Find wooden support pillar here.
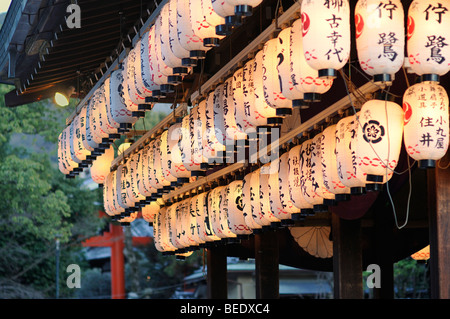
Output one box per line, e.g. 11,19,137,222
255,230,279,299
207,245,228,299
110,225,125,299
428,150,450,299
332,213,363,299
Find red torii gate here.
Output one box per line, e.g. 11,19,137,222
82,212,152,299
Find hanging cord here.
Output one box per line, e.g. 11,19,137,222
339,69,412,229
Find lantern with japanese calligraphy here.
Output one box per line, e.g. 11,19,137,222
232,67,256,139
188,195,204,246
223,77,247,147
259,163,282,228
278,151,301,222
248,168,271,229
160,130,178,188
277,26,307,109
182,198,199,249
299,138,324,211
121,56,141,115
227,180,253,237
242,171,263,232
91,145,114,185
194,192,215,243
253,50,281,127
301,0,351,79
103,172,114,217
287,143,314,218
190,105,207,168
213,84,228,147
356,98,404,185
126,46,146,109
140,29,163,100
335,114,367,195
355,0,405,84
138,145,158,199
179,114,204,176
225,0,262,16
262,38,292,116
151,22,172,94
167,122,192,185
202,91,226,164
58,132,70,176
290,18,333,103
320,124,351,200
241,57,277,128
407,0,450,81
142,201,161,226
403,81,449,168
268,156,294,223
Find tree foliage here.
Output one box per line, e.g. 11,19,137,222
0,84,104,298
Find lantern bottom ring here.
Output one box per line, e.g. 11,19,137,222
420,74,440,83
182,58,197,67
225,15,242,27
234,5,253,17
203,37,220,48
318,68,337,79
292,99,310,109
168,75,183,84
216,24,233,36
270,221,282,229
366,174,384,183
366,183,383,192
323,198,336,207
301,208,315,216
267,117,284,126
276,107,293,116
160,84,175,94
418,159,436,169
190,50,206,60
131,111,145,118
151,90,166,98
313,204,328,213
303,93,321,103
334,193,351,202
173,67,189,76
373,73,393,85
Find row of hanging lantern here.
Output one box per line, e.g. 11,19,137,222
57,0,265,178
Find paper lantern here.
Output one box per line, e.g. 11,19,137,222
209,186,232,239
153,208,165,252
287,144,314,216
182,198,200,249
127,152,146,206
241,171,262,231
311,133,336,209
153,137,172,192
58,133,70,175
241,57,276,128
355,0,405,84
203,90,226,162
192,0,225,47
278,151,301,219
212,84,228,148
299,138,324,209
356,98,404,185
268,156,292,222
156,206,177,253
226,180,253,237
407,0,450,80
109,68,138,132
259,163,282,227
190,105,205,166
202,0,228,37
91,145,114,184
232,67,256,138
201,190,222,242
168,202,185,250
301,0,351,79
141,29,163,97
61,127,79,173
262,38,292,116
103,172,114,216
160,129,179,185
167,122,192,184
109,170,125,218
121,57,140,113
277,27,306,109
149,23,170,90
253,50,280,126
142,201,160,225
335,114,367,195
188,195,205,246
223,77,247,143
88,89,109,148
225,0,262,16
68,116,83,166
403,81,449,168
290,18,334,103
180,113,203,175
126,46,146,107
138,145,158,198
320,124,351,200
70,111,90,164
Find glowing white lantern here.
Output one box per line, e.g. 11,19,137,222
253,50,280,126
216,185,238,239
277,27,306,109
127,152,147,206
192,0,225,47
241,171,262,231
278,151,301,220
167,122,192,184
103,172,114,217
209,187,227,239
121,57,140,113
110,170,125,218
299,138,324,209
225,0,262,16
142,201,160,225
203,91,226,162
71,111,90,164
227,180,252,237
356,98,404,185
212,84,228,147
301,0,351,79
109,68,138,132
403,81,449,168
88,90,109,149
241,58,276,128
169,202,185,249
91,145,114,184
407,0,450,80
320,124,351,200
290,18,334,103
259,163,282,227
147,140,162,195
61,127,79,173
153,208,165,252
311,133,336,209
223,77,247,143
262,38,292,116
141,29,163,97
180,114,203,175
268,156,292,222
188,195,204,246
355,0,405,84
126,47,146,107
202,190,223,243
335,114,367,195
149,23,170,89
160,129,178,186
287,144,314,216
190,105,204,166
68,116,84,165
138,145,158,198
58,133,70,175
232,67,256,137
153,137,172,192
182,198,199,249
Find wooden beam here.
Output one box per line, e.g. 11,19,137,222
332,212,364,299
255,230,279,299
207,245,228,299
428,149,450,299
